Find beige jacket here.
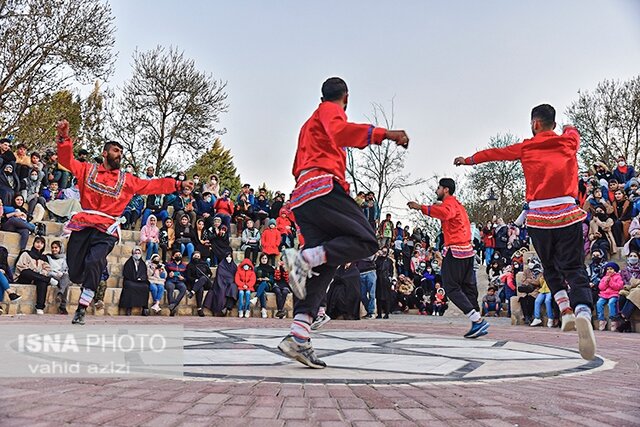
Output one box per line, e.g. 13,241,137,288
14,251,51,279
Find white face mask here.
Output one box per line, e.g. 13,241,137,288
133,254,141,261
193,178,199,184
243,265,249,271
628,256,639,265
226,256,232,263
178,175,185,181
618,161,626,167
30,175,38,181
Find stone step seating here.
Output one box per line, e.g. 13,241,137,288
0,221,293,317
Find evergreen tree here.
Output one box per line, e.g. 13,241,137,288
187,139,242,196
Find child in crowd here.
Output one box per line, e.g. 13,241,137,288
261,219,280,265
482,287,501,317
235,259,256,318
597,262,623,331
431,283,448,316
273,261,290,318
276,208,294,251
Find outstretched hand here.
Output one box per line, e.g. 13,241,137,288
386,130,410,149
56,120,69,140
407,201,422,211
453,156,466,166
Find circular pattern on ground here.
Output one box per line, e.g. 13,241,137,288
183,328,608,384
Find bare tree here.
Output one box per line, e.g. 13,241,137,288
345,99,425,211
566,76,640,168
0,0,115,134
106,46,229,175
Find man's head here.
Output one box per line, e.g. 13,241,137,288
172,250,183,261
49,181,59,192
30,152,40,164
608,179,619,192
385,213,391,220
530,104,556,136
102,141,123,170
246,219,254,229
242,183,250,193
16,143,27,155
321,77,349,111
78,149,89,161
0,138,10,153
192,251,201,261
259,188,267,197
146,166,154,177
487,287,496,295
436,178,456,201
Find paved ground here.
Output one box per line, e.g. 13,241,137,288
0,314,638,427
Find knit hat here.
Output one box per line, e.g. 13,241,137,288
604,262,620,272
629,177,639,187
268,218,276,227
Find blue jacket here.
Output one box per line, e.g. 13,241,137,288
196,198,215,216
253,197,270,213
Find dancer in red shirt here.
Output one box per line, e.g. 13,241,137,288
454,104,596,360
278,77,409,368
55,120,189,325
408,178,489,338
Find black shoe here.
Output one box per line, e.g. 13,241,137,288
71,307,86,325
35,222,46,236
618,319,632,333
187,290,194,299
168,304,177,317
383,313,389,319
197,308,205,317
58,306,68,315
125,308,132,316
141,308,150,316
375,314,383,319
8,292,21,302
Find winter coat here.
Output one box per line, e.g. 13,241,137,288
261,227,280,255
185,258,212,285
598,273,624,299
620,264,640,285
146,261,167,285
15,248,50,279
140,216,160,243
494,225,508,250
276,213,293,235
613,165,636,185
235,259,256,291
589,217,618,255
21,170,44,202
241,227,261,250
213,197,234,216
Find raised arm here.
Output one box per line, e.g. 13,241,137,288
128,175,182,196
406,201,455,221
55,120,85,179
454,141,524,166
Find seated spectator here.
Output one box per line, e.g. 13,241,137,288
14,143,31,180
591,161,613,183
236,183,254,205
276,208,294,250
119,247,150,316
269,192,284,219
273,261,290,318
233,193,255,237
611,189,632,246
499,265,516,317
597,262,623,331
142,194,169,226
147,254,167,314
1,196,37,250
0,246,20,313
195,192,215,227
159,218,175,262
22,168,46,222
209,216,231,267
589,206,617,258
588,248,607,305
15,236,54,315
140,215,161,260
431,282,448,316
613,155,635,185
45,180,82,224
185,251,212,317
205,252,237,316
253,188,270,226
530,275,554,328
44,149,71,189
482,287,501,317
172,183,196,226
174,214,196,260
164,250,188,316
0,138,16,168
0,163,20,206
202,174,220,198
46,240,71,315
77,148,90,163
582,187,612,217
192,174,203,200
375,247,394,319
241,219,261,265
121,194,144,230
213,188,234,229
42,180,62,202
235,259,256,318
194,218,213,264
517,257,542,325
30,152,43,172
254,254,275,318
261,218,280,265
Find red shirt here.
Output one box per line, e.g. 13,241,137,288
213,198,234,216
420,196,471,247
465,127,580,202
57,137,178,235
292,101,386,190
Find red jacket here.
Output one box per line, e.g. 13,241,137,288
481,229,495,248
420,196,471,247
235,259,256,291
276,212,292,235
464,127,580,202
57,137,178,235
261,228,281,255
292,101,386,190
214,197,234,216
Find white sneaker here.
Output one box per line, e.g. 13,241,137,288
261,308,267,318
245,310,251,318
250,297,258,306
561,311,576,332
239,310,244,318
49,278,59,287
36,309,44,315
311,314,331,331
547,319,554,328
282,248,313,300
151,303,161,313
530,318,542,327
576,315,597,360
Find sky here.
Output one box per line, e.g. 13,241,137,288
106,0,640,207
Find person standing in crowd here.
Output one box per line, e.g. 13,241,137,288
375,247,394,319
378,213,394,248
455,104,597,360
147,253,166,314
408,178,488,338
278,77,408,368
356,255,377,319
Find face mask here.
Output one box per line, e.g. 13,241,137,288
193,256,201,261
597,213,608,221
178,175,185,181
226,256,232,263
126,167,133,173
30,175,38,181
173,256,181,261
619,161,626,167
133,254,141,261
204,197,212,203
593,254,601,260
243,265,249,270
513,264,519,269
527,262,535,269
628,257,639,265
193,178,199,184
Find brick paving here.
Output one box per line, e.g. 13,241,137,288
0,315,638,426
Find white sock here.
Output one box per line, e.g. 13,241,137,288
290,313,313,342
78,288,95,307
554,290,571,313
466,309,481,323
317,306,326,317
575,304,591,320
301,246,327,268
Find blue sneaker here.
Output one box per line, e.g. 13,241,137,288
464,319,489,339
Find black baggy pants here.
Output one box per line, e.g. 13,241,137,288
440,252,479,315
67,228,118,293
292,185,378,316
528,222,593,309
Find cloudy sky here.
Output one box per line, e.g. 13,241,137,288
108,0,640,205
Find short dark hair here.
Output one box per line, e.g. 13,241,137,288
78,149,89,155
439,178,456,195
51,240,62,248
531,104,555,128
103,140,123,151
0,138,11,145
321,77,348,102
30,152,40,158
17,143,27,150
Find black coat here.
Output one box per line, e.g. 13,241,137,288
119,257,149,308
326,264,361,320
375,256,394,304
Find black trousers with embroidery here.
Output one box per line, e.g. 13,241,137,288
67,227,118,294
440,252,479,315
